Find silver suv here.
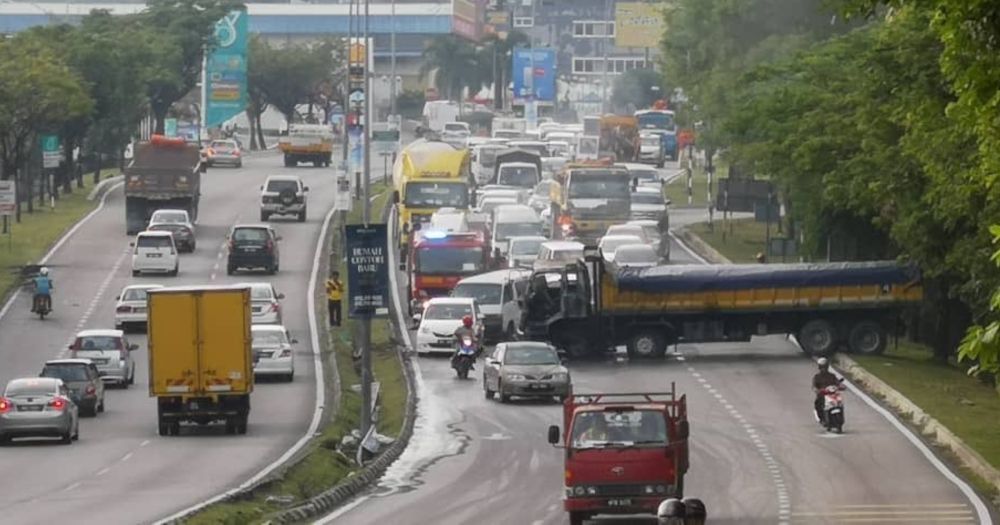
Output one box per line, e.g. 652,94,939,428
260,175,308,222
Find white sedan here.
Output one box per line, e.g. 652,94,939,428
413,297,484,356
114,284,164,331
598,234,644,263
613,244,660,268
251,324,296,381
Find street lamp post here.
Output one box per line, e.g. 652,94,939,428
390,0,397,120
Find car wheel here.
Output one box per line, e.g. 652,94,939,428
132,270,140,277
158,420,169,436
98,398,105,413
169,421,181,436
484,378,494,400
260,211,269,222
569,511,588,525
0,434,9,446
236,161,242,168
297,208,306,222
61,430,73,445
498,381,510,404
286,372,294,382
72,423,79,441
129,366,135,385
236,416,248,435
227,264,236,275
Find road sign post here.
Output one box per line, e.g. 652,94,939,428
0,180,15,250
40,135,61,169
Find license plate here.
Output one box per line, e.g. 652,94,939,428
607,498,632,507
243,246,259,252
18,405,43,412
134,307,146,313
93,359,109,365
830,408,842,414
529,383,547,389
189,401,199,410
437,339,452,345
147,253,162,258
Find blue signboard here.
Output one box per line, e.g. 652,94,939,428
346,224,390,318
205,9,248,128
512,48,556,106
348,125,364,173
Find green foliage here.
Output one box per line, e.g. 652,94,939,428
396,90,426,119
958,225,1000,379
420,35,480,101
248,38,342,124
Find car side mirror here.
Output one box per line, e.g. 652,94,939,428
277,293,285,300
304,186,310,192
128,344,139,351
275,236,283,241
260,185,264,190
411,313,422,325
392,191,400,204
129,242,135,247
547,425,561,445
677,420,690,440
291,339,299,344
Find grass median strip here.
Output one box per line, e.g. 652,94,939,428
186,182,405,525
0,173,117,300
688,218,771,263
664,162,719,208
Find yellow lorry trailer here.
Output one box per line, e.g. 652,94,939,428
392,139,472,248
522,259,923,358
147,285,253,436
548,161,632,243
278,123,334,167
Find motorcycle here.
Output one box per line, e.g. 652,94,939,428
452,336,477,380
817,379,846,433
32,293,51,320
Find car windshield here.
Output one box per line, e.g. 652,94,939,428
631,193,664,205
602,237,643,254
404,182,469,208
498,166,538,188
444,124,466,132
151,211,187,223
504,346,560,365
122,288,153,301
496,222,543,241
511,238,544,256
424,303,473,320
637,112,675,131
41,365,89,382
568,172,630,199
249,286,274,300
616,247,658,264
550,248,584,261
253,331,287,347
233,228,269,242
137,235,173,248
511,144,548,157
631,170,658,182
453,283,502,306
211,141,236,150
149,223,188,234
5,381,56,397
416,247,484,275
76,336,120,351
571,410,669,449
266,180,299,193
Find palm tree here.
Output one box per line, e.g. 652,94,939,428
420,35,479,101
478,30,530,108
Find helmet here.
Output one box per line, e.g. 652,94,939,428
462,315,473,328
682,498,706,523
39,267,49,276
817,357,829,369
657,498,686,524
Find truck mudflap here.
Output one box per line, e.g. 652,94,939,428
156,394,250,436
564,494,667,515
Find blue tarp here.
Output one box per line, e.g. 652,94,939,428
614,262,920,293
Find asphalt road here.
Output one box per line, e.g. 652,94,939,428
0,152,340,524
323,162,992,525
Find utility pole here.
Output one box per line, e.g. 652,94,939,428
601,0,611,113
343,0,354,170
390,0,397,120
359,0,374,456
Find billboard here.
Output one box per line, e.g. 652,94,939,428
512,48,556,106
346,224,390,318
205,9,248,128
615,2,665,48
452,0,486,42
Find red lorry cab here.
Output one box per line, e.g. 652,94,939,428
408,229,489,313
547,385,690,525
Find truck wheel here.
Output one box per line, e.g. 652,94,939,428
798,319,837,356
227,263,236,275
568,512,588,525
225,418,236,435
627,330,667,359
236,416,248,435
169,421,180,436
284,156,294,167
848,321,887,355
260,211,269,222
158,419,169,436
313,160,322,168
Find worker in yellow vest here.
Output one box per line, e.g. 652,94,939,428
325,270,344,327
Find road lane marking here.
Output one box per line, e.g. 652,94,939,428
96,467,111,477
139,440,150,447
59,248,130,358
63,482,81,492
121,452,133,462
0,181,124,322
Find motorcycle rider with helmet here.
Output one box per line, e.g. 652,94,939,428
812,357,840,421
452,314,479,369
31,267,54,314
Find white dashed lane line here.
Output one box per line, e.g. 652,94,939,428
59,247,131,358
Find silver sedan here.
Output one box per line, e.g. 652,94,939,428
0,377,79,445
483,342,571,403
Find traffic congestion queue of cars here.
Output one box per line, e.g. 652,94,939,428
0,169,306,446
408,116,673,405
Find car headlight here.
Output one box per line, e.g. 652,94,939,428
505,373,527,381
551,372,568,382
644,485,656,494
573,486,586,496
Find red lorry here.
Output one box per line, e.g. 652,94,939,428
547,385,690,525
407,229,489,314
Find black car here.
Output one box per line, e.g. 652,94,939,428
227,224,281,275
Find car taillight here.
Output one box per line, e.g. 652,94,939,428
265,239,274,252
270,303,280,313
233,150,241,157
279,349,292,358
0,398,10,414
117,305,132,313
228,239,235,251
85,385,96,395
48,397,66,410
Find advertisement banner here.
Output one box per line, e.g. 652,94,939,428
452,0,486,42
615,2,665,48
205,9,248,129
346,224,390,318
512,48,556,106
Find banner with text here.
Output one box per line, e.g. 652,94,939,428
205,9,248,128
615,2,665,48
346,224,390,318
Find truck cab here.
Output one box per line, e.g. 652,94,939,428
407,229,489,314
392,141,472,251
547,387,690,525
549,163,632,244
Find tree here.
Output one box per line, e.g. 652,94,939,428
420,35,480,101
478,31,529,108
249,38,339,127
140,0,240,133
959,225,1000,386
611,69,665,113
246,35,271,150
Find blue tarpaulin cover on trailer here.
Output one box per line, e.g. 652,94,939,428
613,261,920,293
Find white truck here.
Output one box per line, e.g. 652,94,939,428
422,100,461,132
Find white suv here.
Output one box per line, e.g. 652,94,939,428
131,231,179,276
260,175,308,222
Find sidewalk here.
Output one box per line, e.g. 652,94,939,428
676,219,1000,504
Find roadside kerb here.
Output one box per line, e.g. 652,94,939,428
675,225,1000,511
266,198,419,524
87,174,124,201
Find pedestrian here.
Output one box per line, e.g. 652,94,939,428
325,270,344,327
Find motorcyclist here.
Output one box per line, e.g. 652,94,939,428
812,357,840,421
31,267,53,313
452,314,479,368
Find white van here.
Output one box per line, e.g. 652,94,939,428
533,241,585,271
452,268,532,342
491,205,543,258
473,144,507,185
496,162,540,189
131,231,179,276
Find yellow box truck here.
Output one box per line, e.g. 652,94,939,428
147,285,253,436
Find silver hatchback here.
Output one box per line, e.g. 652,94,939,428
67,329,137,388
0,377,79,444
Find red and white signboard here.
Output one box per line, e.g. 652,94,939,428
0,181,15,216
